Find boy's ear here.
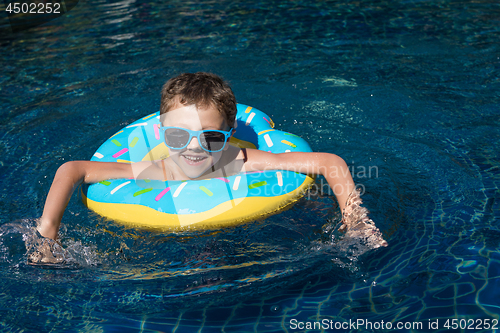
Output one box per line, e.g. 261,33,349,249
228,128,236,140
224,129,236,150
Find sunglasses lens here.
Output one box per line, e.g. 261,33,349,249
163,128,229,152
164,128,190,148
200,131,226,151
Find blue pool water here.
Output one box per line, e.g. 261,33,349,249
1,0,499,332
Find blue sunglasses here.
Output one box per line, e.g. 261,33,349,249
160,127,234,153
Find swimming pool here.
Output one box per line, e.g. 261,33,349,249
1,0,499,331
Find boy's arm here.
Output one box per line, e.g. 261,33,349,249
38,160,152,239
244,150,354,211
244,150,388,248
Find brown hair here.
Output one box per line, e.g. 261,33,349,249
160,72,237,128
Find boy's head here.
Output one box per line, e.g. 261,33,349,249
160,72,236,128
159,72,237,179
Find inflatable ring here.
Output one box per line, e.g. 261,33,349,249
82,104,315,229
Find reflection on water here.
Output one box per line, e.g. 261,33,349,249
0,192,373,314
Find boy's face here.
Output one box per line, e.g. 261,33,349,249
161,103,231,179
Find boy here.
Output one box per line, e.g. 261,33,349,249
37,72,387,250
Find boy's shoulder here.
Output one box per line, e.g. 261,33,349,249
241,148,277,172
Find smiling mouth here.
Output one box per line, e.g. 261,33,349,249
182,154,208,165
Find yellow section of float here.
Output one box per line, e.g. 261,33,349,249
81,175,314,229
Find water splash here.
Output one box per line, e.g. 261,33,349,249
0,193,386,312
0,219,100,268
0,220,33,266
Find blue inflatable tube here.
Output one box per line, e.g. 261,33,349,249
82,104,315,229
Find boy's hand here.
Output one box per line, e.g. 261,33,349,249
340,188,388,249
27,227,66,265
28,241,64,264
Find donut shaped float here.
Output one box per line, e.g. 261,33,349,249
82,104,315,229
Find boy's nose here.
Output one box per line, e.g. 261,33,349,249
186,136,202,150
